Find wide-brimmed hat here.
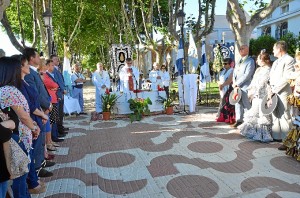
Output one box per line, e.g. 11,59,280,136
229,87,242,105
261,94,278,115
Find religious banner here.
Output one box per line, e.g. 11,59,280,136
212,42,235,71
110,44,132,77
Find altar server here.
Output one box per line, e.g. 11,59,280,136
149,62,163,91
161,65,170,97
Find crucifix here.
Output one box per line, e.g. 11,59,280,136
118,32,123,44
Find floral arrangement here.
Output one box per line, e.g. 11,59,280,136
128,97,152,122
101,89,119,112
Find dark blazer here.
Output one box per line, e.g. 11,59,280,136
53,68,65,99
24,68,51,110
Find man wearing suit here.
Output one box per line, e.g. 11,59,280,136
51,54,69,135
232,45,255,128
23,48,55,178
268,41,295,150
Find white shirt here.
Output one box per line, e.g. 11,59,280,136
161,71,170,87
71,72,85,86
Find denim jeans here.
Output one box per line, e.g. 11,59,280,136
0,181,8,198
12,173,31,198
26,150,39,190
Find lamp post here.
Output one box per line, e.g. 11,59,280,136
42,8,52,57
177,9,186,74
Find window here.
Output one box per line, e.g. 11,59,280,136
281,5,289,14
280,22,288,37
264,27,271,36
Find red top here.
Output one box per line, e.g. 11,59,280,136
43,73,59,103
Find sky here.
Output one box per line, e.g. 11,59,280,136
0,0,266,56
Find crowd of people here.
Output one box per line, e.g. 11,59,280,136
216,40,300,153
2,40,300,197
0,48,69,197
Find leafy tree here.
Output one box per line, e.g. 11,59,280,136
249,35,276,56
226,0,281,49
280,32,300,56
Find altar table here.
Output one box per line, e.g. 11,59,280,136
113,91,167,114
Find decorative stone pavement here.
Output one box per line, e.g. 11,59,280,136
32,84,300,198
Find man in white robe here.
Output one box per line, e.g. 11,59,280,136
92,62,110,113
119,58,139,92
149,62,163,91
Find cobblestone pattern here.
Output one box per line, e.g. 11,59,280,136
32,85,300,198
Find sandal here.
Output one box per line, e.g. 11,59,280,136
47,144,57,151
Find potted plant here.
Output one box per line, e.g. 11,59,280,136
128,97,152,122
164,98,174,115
101,89,119,120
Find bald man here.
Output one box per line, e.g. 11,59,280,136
232,45,256,128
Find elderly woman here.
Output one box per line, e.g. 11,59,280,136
239,51,272,142
216,58,235,123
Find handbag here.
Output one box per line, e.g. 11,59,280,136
3,138,30,179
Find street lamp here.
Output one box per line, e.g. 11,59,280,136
177,9,186,74
42,8,53,57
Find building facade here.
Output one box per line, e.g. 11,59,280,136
256,0,300,39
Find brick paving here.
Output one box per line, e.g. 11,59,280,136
32,84,300,198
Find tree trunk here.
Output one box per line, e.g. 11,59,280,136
1,11,24,53
0,0,10,21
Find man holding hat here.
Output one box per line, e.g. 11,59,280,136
231,45,255,128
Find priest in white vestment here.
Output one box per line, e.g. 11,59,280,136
119,58,139,92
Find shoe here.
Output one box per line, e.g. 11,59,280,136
231,122,243,128
52,138,64,142
59,131,68,135
47,144,57,151
28,184,46,194
45,155,55,160
63,127,70,131
278,144,288,150
51,142,60,147
37,168,53,177
58,133,66,138
80,112,88,115
42,160,56,168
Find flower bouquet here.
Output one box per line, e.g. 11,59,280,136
128,97,152,122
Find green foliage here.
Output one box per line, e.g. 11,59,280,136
249,35,277,56
128,97,152,123
101,91,120,112
280,32,300,56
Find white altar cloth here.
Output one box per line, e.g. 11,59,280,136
64,96,81,115
113,91,166,114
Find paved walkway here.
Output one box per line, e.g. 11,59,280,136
33,84,300,198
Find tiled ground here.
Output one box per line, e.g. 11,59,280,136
33,84,300,198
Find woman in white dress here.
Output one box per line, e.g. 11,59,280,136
239,51,273,142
